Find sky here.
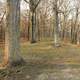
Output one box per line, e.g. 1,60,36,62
0,0,29,11
0,0,5,2
21,0,29,10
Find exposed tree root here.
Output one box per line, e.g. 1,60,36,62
8,58,26,67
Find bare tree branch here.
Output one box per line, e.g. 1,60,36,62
0,10,6,24
24,0,29,4
34,0,41,10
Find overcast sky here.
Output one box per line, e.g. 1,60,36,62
0,0,29,11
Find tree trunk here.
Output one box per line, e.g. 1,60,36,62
31,11,36,43
27,11,31,41
37,16,40,41
53,2,60,47
71,9,78,44
6,0,24,66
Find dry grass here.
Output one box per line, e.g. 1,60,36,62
0,41,80,80
21,41,80,65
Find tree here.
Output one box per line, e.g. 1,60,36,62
24,0,41,43
53,0,61,47
71,0,80,44
36,0,53,40
58,0,72,41
5,0,24,66
53,0,71,46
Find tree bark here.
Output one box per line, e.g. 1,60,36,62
31,11,36,43
53,1,60,47
6,0,24,66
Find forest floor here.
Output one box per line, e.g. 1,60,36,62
1,41,80,80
